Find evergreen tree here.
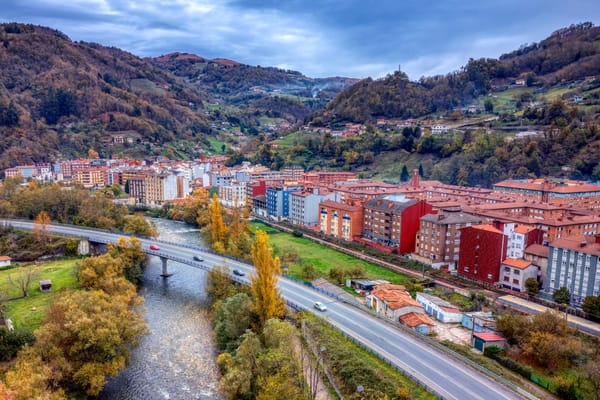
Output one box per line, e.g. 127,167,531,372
400,165,410,182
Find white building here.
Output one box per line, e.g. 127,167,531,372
500,258,538,293
416,292,463,323
219,181,248,208
289,190,336,227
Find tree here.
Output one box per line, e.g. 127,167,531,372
251,230,285,326
206,263,234,303
108,237,147,285
5,347,65,400
33,210,51,244
206,193,227,252
484,99,494,113
122,214,158,237
553,287,571,305
88,148,99,159
31,289,146,396
214,293,253,351
524,278,539,298
400,165,409,182
8,264,39,297
582,295,600,320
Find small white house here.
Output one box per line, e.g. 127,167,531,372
0,256,12,268
416,292,463,323
500,258,538,293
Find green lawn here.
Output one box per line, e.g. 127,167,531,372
0,258,81,331
252,222,415,285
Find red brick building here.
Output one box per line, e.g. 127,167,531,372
457,224,508,286
363,194,433,254
319,200,364,241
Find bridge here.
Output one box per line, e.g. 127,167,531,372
4,219,536,400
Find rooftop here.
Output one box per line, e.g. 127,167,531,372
473,332,506,342
502,258,533,269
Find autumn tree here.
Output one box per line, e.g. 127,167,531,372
33,210,51,244
251,230,285,326
206,262,234,303
108,237,147,284
206,193,228,253
5,347,66,400
122,214,158,238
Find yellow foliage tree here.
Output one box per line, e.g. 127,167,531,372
33,210,51,244
88,148,99,159
208,193,227,252
250,230,285,326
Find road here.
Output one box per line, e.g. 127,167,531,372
6,220,534,400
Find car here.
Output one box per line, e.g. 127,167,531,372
313,301,327,312
149,244,160,251
232,269,245,276
193,255,204,262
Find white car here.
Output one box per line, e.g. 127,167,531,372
313,301,327,312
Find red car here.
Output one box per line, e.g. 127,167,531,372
149,244,160,251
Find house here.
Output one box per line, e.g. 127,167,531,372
500,258,538,293
472,332,506,351
399,312,435,335
462,312,496,333
368,284,434,334
0,256,12,268
416,292,463,323
524,244,548,284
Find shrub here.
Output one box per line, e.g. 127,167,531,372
292,230,303,238
0,329,35,361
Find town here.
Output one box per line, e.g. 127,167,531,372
5,155,600,314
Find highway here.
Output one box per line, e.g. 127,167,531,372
5,220,534,400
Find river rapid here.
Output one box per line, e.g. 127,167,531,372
99,219,223,400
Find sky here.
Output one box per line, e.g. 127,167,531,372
1,0,599,80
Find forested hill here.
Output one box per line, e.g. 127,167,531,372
0,23,211,170
313,22,600,125
151,52,359,123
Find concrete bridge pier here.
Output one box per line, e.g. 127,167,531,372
160,257,172,277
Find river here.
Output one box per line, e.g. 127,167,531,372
99,219,223,400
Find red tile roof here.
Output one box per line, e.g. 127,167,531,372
502,258,533,270
320,200,362,212
399,312,434,327
514,225,534,234
473,332,506,342
0,256,11,261
550,235,600,256
524,244,549,258
471,224,503,234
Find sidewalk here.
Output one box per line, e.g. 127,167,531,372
497,295,600,336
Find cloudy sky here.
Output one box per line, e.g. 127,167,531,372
1,0,598,79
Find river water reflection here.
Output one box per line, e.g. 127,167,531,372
99,219,223,400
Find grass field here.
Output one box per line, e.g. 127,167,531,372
252,222,415,285
0,258,81,331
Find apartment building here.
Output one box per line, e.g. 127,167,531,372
363,194,433,254
319,200,364,241
543,234,600,307
415,210,482,271
457,224,508,287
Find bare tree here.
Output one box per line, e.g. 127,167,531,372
9,264,39,298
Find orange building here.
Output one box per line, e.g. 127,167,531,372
319,200,364,241
302,171,357,185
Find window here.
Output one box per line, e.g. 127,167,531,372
514,270,520,275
